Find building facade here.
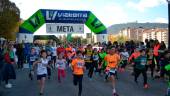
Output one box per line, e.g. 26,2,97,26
142,28,168,44
107,23,168,44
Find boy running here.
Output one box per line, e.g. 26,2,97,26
105,47,120,96
71,51,85,96
134,49,149,89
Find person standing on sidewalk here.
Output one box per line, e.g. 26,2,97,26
3,44,16,88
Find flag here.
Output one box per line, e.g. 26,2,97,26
67,34,72,42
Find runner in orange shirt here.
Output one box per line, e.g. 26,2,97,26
71,51,85,96
105,47,120,96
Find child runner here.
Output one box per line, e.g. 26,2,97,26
28,48,38,80
33,50,48,96
134,49,149,89
84,44,93,78
98,49,107,76
92,48,99,75
56,53,66,83
71,51,85,96
128,48,141,75
120,48,129,71
104,47,120,96
146,49,154,79
47,50,53,79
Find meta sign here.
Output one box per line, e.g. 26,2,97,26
46,23,84,34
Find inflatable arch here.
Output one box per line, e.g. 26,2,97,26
19,9,107,34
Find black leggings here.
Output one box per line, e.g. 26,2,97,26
88,63,95,78
73,75,83,96
18,58,24,69
47,67,51,77
5,79,9,84
154,56,160,71
134,68,147,85
121,60,127,68
146,64,155,78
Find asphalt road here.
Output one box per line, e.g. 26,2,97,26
0,68,168,96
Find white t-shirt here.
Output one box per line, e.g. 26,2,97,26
120,52,129,60
37,58,48,75
52,47,57,56
56,59,66,70
47,55,52,61
34,46,40,55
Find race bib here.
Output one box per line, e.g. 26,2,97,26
30,57,35,61
58,62,64,67
141,60,146,65
47,56,51,61
93,55,99,61
77,62,83,68
85,56,91,60
110,68,116,73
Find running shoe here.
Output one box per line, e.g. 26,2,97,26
113,93,119,96
39,93,43,96
134,80,138,84
131,72,135,76
144,84,149,89
5,83,12,88
48,76,51,80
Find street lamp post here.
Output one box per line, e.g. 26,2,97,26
24,35,27,43
167,0,170,49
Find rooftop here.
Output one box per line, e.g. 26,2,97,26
107,23,168,34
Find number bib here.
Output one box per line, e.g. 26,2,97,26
30,57,35,61
110,68,116,73
58,62,64,67
93,55,99,61
47,56,51,61
141,60,146,65
77,62,83,68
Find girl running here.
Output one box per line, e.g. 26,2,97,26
56,53,67,83
33,50,48,96
71,51,85,96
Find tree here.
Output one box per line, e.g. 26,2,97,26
0,0,20,40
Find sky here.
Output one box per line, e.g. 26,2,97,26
10,0,168,36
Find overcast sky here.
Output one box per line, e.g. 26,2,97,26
10,0,168,35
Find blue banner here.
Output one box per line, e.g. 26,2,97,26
41,9,90,24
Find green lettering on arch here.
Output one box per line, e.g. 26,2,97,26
85,12,106,34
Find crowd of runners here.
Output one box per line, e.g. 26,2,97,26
0,39,170,96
